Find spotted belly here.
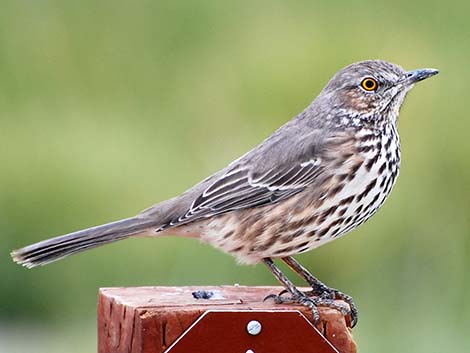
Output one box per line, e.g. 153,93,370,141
175,128,401,264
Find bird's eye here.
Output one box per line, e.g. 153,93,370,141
360,77,378,91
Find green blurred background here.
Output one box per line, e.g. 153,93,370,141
1,0,469,352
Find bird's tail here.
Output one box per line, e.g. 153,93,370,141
11,216,159,269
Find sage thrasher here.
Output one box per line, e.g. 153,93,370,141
11,60,438,326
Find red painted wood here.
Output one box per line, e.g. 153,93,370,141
166,310,339,353
98,286,357,353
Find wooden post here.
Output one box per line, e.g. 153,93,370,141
98,286,357,353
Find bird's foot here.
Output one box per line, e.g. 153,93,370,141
262,257,358,327
264,289,351,325
279,256,358,327
303,287,358,327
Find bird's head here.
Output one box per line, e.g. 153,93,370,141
320,60,439,127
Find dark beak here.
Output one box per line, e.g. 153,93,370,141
404,68,439,85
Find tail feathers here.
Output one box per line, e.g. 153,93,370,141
11,216,158,268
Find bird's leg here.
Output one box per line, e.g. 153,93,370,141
263,258,348,325
262,258,320,323
281,256,358,327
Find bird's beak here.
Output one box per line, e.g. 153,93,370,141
403,68,439,85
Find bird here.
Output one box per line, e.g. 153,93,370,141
11,60,438,327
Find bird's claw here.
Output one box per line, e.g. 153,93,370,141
265,288,357,327
265,291,321,324
331,289,358,327
262,288,290,302
303,287,358,327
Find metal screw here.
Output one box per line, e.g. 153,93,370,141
246,320,262,336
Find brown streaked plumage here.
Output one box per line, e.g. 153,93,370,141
11,60,439,327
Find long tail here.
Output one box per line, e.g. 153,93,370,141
11,216,159,269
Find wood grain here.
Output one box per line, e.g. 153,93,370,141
98,286,356,353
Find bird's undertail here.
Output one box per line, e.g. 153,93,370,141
11,216,159,269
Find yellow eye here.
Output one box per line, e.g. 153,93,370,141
360,77,378,91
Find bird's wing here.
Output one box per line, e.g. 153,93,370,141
168,157,323,225
151,121,340,228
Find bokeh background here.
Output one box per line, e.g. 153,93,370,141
1,0,469,352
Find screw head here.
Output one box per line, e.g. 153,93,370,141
246,320,262,336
